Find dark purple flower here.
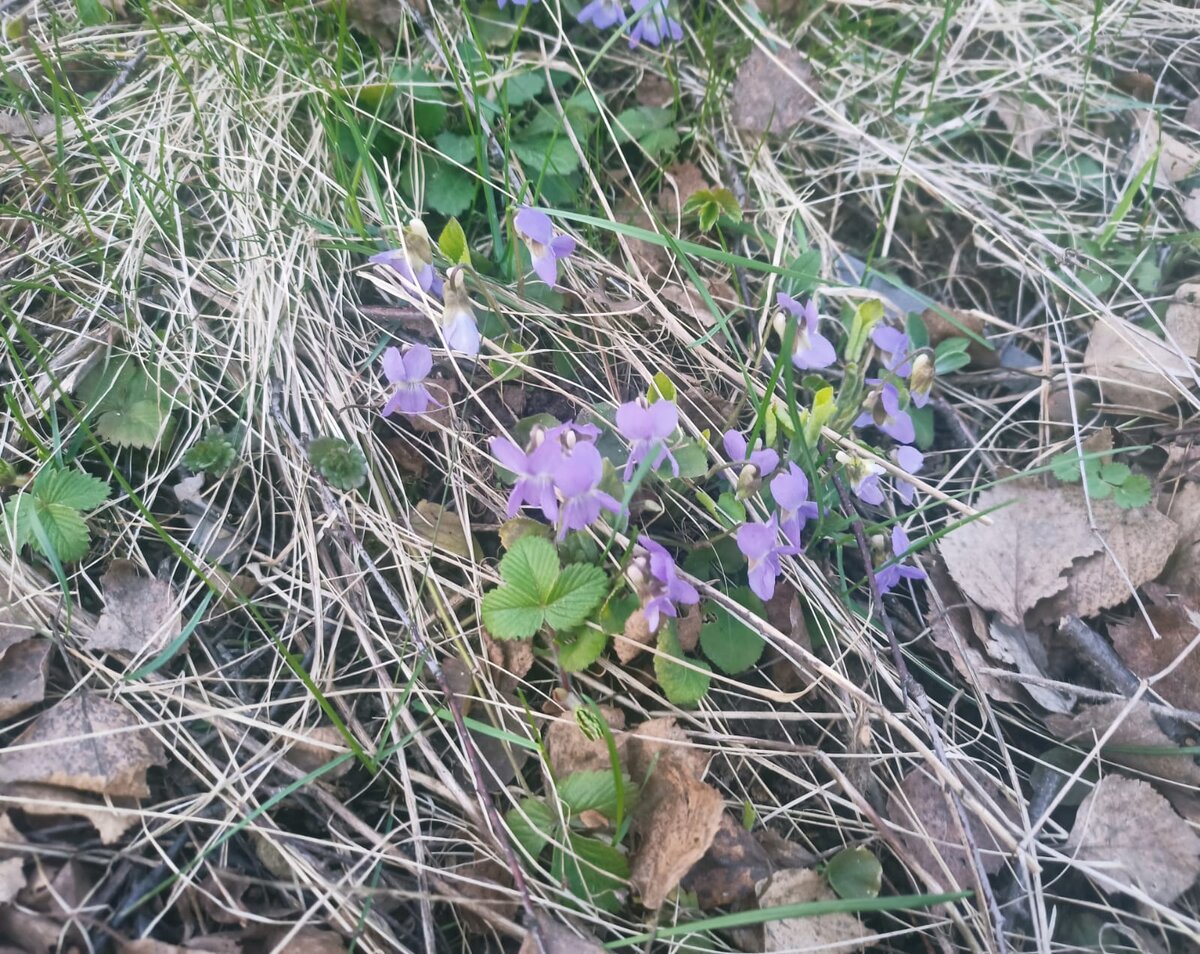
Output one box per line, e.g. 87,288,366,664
836,451,885,506
628,0,682,47
891,445,924,505
514,207,577,288
723,430,779,477
855,383,915,444
771,462,819,547
616,398,679,480
578,0,626,28
381,344,435,417
490,430,562,521
736,513,795,601
553,442,622,540
876,525,926,593
772,294,837,370
872,325,912,376
631,536,699,632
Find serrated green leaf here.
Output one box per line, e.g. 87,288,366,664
480,586,546,639
1051,452,1085,483
499,536,560,604
433,131,477,164
32,468,111,511
613,105,672,144
558,770,621,819
307,436,367,491
699,601,765,675
1084,473,1112,500
79,359,174,449
510,135,580,176
639,127,679,160
654,624,711,707
27,501,90,562
1099,462,1131,484
826,846,882,900
1113,473,1152,509
556,625,608,672
437,217,470,265
506,798,556,859
556,833,628,913
501,71,545,106
414,156,478,217
545,562,607,631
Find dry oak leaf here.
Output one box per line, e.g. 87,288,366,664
680,812,770,909
1083,303,1200,412
758,868,865,952
939,482,1103,624
0,639,50,721
1162,480,1200,597
1031,498,1179,622
89,560,181,656
1109,604,1200,710
1068,775,1200,904
0,693,165,798
629,761,724,909
730,47,816,136
2,782,140,845
887,765,1015,890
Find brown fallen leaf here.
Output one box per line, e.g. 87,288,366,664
0,639,50,720
616,608,655,664
939,482,1102,624
120,938,244,954
0,693,165,798
919,306,998,368
3,782,140,845
0,112,56,141
1084,296,1200,412
483,629,534,690
257,928,346,953
1128,111,1200,189
624,717,708,784
757,828,820,869
1045,702,1200,818
680,812,770,909
1162,480,1200,597
283,726,352,779
0,905,83,952
730,47,816,136
88,560,181,657
989,96,1055,161
0,856,23,905
545,706,626,778
985,621,1074,713
629,761,724,909
1109,603,1200,710
22,856,92,915
887,765,1014,889
675,603,701,654
455,854,517,935
411,500,475,559
758,868,865,952
656,162,712,218
1067,775,1200,904
520,916,606,954
0,569,39,653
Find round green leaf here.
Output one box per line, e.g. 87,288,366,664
655,624,711,707
825,846,882,900
700,601,765,675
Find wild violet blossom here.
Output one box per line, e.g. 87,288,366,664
370,220,442,300
876,525,926,593
736,514,795,601
489,428,562,521
872,324,912,376
855,382,915,444
772,294,836,371
578,0,626,29
836,451,885,506
514,207,577,288
553,441,622,540
381,344,436,417
771,462,819,547
891,445,924,505
630,536,699,632
724,429,779,497
909,352,934,408
628,0,682,46
441,266,481,356
616,397,678,480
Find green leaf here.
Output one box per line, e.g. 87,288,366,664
934,350,971,374
558,770,621,819
1113,473,1152,509
654,623,711,707
307,436,367,491
648,371,676,403
545,562,608,631
438,217,470,265
501,71,545,106
510,135,580,176
825,846,882,900
1050,452,1086,483
1099,462,1131,485
433,131,477,164
699,599,765,675
1084,472,1113,500
506,798,556,859
638,127,679,160
667,440,709,480
183,427,238,476
76,0,110,24
33,468,111,511
500,536,560,605
613,106,672,145
716,492,746,529
556,833,628,913
910,405,935,451
413,156,478,218
556,625,608,672
79,359,175,449
480,587,547,640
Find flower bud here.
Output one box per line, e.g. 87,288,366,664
404,218,433,269
909,351,935,402
735,462,762,500
625,555,652,593
771,309,789,341
528,425,547,450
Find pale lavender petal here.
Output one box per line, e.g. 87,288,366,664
647,400,678,439
616,401,651,440
444,313,481,355
531,250,558,287
382,346,406,383
856,474,885,506
750,448,780,476
723,429,748,460
489,436,528,473
550,235,577,259
515,206,553,246
894,445,924,473
402,343,433,381
792,331,837,370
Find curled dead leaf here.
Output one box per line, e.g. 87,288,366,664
0,639,50,720
758,868,865,952
1109,603,1200,710
0,693,165,798
545,706,625,778
283,726,352,779
89,560,181,657
2,782,140,845
411,500,475,559
1129,111,1200,189
616,608,655,664
989,96,1054,161
521,916,606,954
731,47,816,136
680,812,770,909
1068,775,1200,904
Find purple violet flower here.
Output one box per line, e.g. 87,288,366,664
514,206,577,288
836,451,885,506
490,430,562,521
773,294,837,370
381,344,436,417
616,398,679,480
370,220,442,301
855,382,915,444
723,429,779,478
497,0,535,7
771,462,819,547
876,525,927,593
631,536,699,632
628,0,682,47
891,445,924,505
736,513,795,601
553,442,622,540
578,0,626,29
442,266,481,356
872,325,913,376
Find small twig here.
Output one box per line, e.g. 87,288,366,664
833,473,1009,954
